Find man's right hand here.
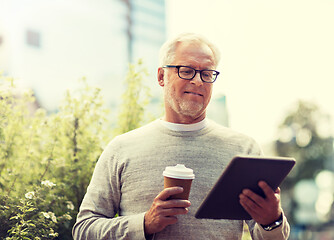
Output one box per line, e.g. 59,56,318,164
144,187,191,236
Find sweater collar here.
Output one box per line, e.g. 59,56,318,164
159,118,208,132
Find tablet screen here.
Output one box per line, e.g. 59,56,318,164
195,155,295,220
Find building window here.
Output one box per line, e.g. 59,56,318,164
26,30,41,48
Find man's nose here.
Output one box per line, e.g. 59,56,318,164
190,72,203,86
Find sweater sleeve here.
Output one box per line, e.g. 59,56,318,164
72,140,146,240
246,212,290,240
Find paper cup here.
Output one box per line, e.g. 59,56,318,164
163,164,195,200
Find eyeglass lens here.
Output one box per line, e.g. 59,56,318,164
178,66,217,82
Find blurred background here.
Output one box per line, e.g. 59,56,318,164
0,0,333,239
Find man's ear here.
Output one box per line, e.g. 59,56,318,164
157,68,165,87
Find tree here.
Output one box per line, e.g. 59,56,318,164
114,59,152,135
276,100,333,183
275,100,334,224
0,60,153,239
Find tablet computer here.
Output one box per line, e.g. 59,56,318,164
195,155,295,220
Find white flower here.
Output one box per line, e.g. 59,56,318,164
49,228,58,237
63,213,72,220
66,201,74,210
49,212,57,223
49,232,58,237
25,191,35,199
41,211,57,223
51,216,57,223
41,180,56,188
41,212,50,218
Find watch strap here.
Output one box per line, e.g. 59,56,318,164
260,213,283,231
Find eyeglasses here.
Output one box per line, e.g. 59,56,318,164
163,65,220,83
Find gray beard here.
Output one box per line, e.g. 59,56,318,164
167,97,204,118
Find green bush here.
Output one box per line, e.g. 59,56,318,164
0,60,152,239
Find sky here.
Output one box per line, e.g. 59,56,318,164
166,0,334,145
1,0,333,147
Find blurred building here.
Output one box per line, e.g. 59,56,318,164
0,0,165,110
207,94,229,127
0,0,229,126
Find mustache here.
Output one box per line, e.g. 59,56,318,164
183,88,205,96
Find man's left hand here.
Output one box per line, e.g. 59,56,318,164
239,181,282,226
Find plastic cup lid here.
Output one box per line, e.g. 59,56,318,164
163,164,195,179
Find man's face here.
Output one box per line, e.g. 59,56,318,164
159,41,216,124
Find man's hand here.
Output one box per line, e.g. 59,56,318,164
144,187,191,235
239,181,282,225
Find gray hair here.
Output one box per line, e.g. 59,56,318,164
159,33,221,67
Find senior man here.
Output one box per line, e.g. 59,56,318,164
73,33,290,240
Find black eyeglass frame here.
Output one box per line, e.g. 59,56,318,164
163,65,220,83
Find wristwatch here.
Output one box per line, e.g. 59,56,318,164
261,214,283,231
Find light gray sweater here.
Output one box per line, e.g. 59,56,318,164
73,119,290,239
